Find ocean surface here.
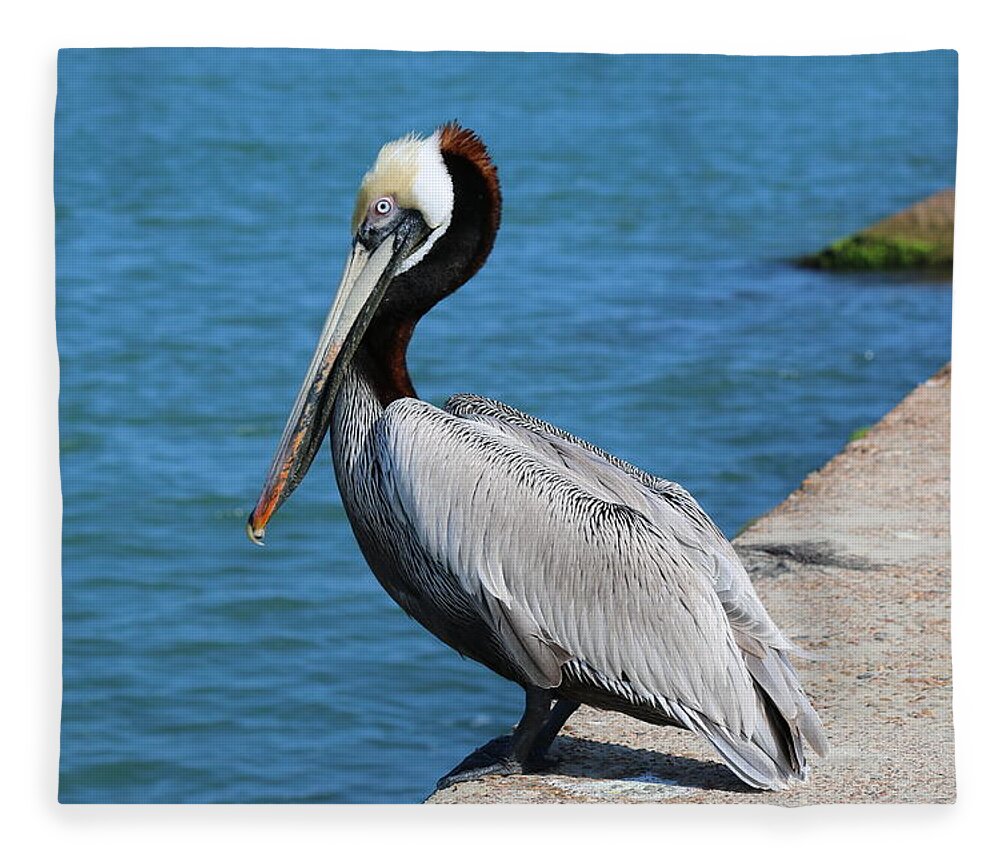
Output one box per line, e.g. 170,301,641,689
56,49,956,803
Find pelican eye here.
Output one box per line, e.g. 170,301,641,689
371,196,395,217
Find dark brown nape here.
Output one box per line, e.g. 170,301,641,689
363,123,502,406
437,121,502,279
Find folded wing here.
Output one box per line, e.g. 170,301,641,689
374,395,827,788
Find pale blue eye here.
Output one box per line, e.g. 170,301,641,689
373,197,394,216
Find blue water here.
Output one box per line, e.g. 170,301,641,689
56,49,956,803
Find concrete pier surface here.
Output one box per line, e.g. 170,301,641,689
427,365,954,804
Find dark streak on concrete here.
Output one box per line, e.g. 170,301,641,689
739,541,879,573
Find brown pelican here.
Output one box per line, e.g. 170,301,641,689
247,123,828,791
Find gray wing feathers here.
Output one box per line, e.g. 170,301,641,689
446,394,800,654
447,395,830,773
379,399,758,732
381,396,827,787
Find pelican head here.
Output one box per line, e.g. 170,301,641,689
247,123,500,544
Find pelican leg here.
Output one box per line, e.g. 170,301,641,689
436,688,553,790
528,697,580,765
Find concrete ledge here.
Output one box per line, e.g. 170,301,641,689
427,365,954,804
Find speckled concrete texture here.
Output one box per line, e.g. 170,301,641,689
427,365,953,804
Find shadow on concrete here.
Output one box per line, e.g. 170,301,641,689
543,736,757,794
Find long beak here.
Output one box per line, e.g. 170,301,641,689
246,236,399,545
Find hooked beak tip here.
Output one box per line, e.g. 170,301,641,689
246,518,266,546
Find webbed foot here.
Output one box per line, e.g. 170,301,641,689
436,736,526,790
434,691,578,791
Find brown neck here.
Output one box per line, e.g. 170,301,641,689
359,315,418,406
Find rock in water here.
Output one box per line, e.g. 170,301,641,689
801,189,954,271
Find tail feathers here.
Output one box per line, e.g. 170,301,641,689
670,643,829,791
740,640,830,758
670,700,807,790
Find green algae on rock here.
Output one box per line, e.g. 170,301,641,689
807,235,940,270
801,188,954,271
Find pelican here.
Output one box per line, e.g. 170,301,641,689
247,123,828,791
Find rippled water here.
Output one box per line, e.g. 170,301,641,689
56,49,955,803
